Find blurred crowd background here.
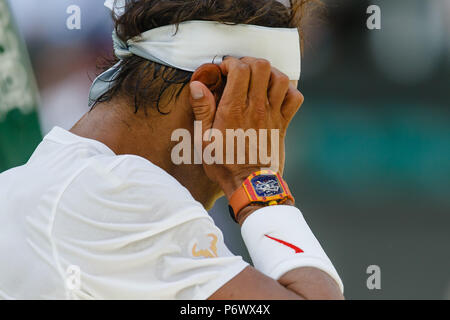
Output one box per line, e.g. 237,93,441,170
2,0,449,299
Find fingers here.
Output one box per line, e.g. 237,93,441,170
267,67,290,111
218,56,303,123
239,57,272,109
219,57,251,107
281,84,304,122
189,81,217,131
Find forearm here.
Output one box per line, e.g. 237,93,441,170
278,267,344,300
238,203,344,299
235,202,344,300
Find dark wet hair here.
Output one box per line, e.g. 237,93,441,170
94,0,318,114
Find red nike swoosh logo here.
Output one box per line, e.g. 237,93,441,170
264,235,303,253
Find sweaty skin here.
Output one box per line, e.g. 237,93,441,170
71,56,344,300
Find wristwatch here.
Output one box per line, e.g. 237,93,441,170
228,170,294,222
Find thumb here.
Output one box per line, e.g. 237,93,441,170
189,81,217,132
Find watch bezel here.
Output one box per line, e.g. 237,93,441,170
243,170,289,203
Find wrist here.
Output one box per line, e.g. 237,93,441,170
227,169,295,223
237,199,295,226
219,169,261,199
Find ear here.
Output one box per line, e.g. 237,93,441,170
191,63,225,104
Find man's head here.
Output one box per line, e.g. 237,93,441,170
82,0,314,208
94,0,312,113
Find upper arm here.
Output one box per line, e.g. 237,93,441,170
208,266,303,300
208,266,344,300
53,156,343,300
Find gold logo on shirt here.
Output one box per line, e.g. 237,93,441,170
192,233,218,258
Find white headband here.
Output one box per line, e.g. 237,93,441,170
89,0,301,105
105,0,292,16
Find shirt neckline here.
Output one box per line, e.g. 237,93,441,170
44,126,117,156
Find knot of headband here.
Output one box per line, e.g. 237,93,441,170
89,0,301,106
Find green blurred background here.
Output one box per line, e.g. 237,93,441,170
2,0,449,299
212,0,450,299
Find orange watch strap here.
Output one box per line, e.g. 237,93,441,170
229,186,250,219
228,171,295,222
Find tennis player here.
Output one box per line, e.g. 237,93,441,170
0,0,344,299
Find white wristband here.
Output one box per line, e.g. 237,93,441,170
241,205,344,293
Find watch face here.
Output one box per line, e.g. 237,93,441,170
251,175,284,197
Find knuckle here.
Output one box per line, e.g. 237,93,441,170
222,105,243,119
237,62,251,74
224,56,238,63
275,73,290,87
240,56,256,63
252,104,267,120
193,107,213,121
292,90,304,106
228,59,241,70
251,96,266,108
222,57,239,69
253,59,271,71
